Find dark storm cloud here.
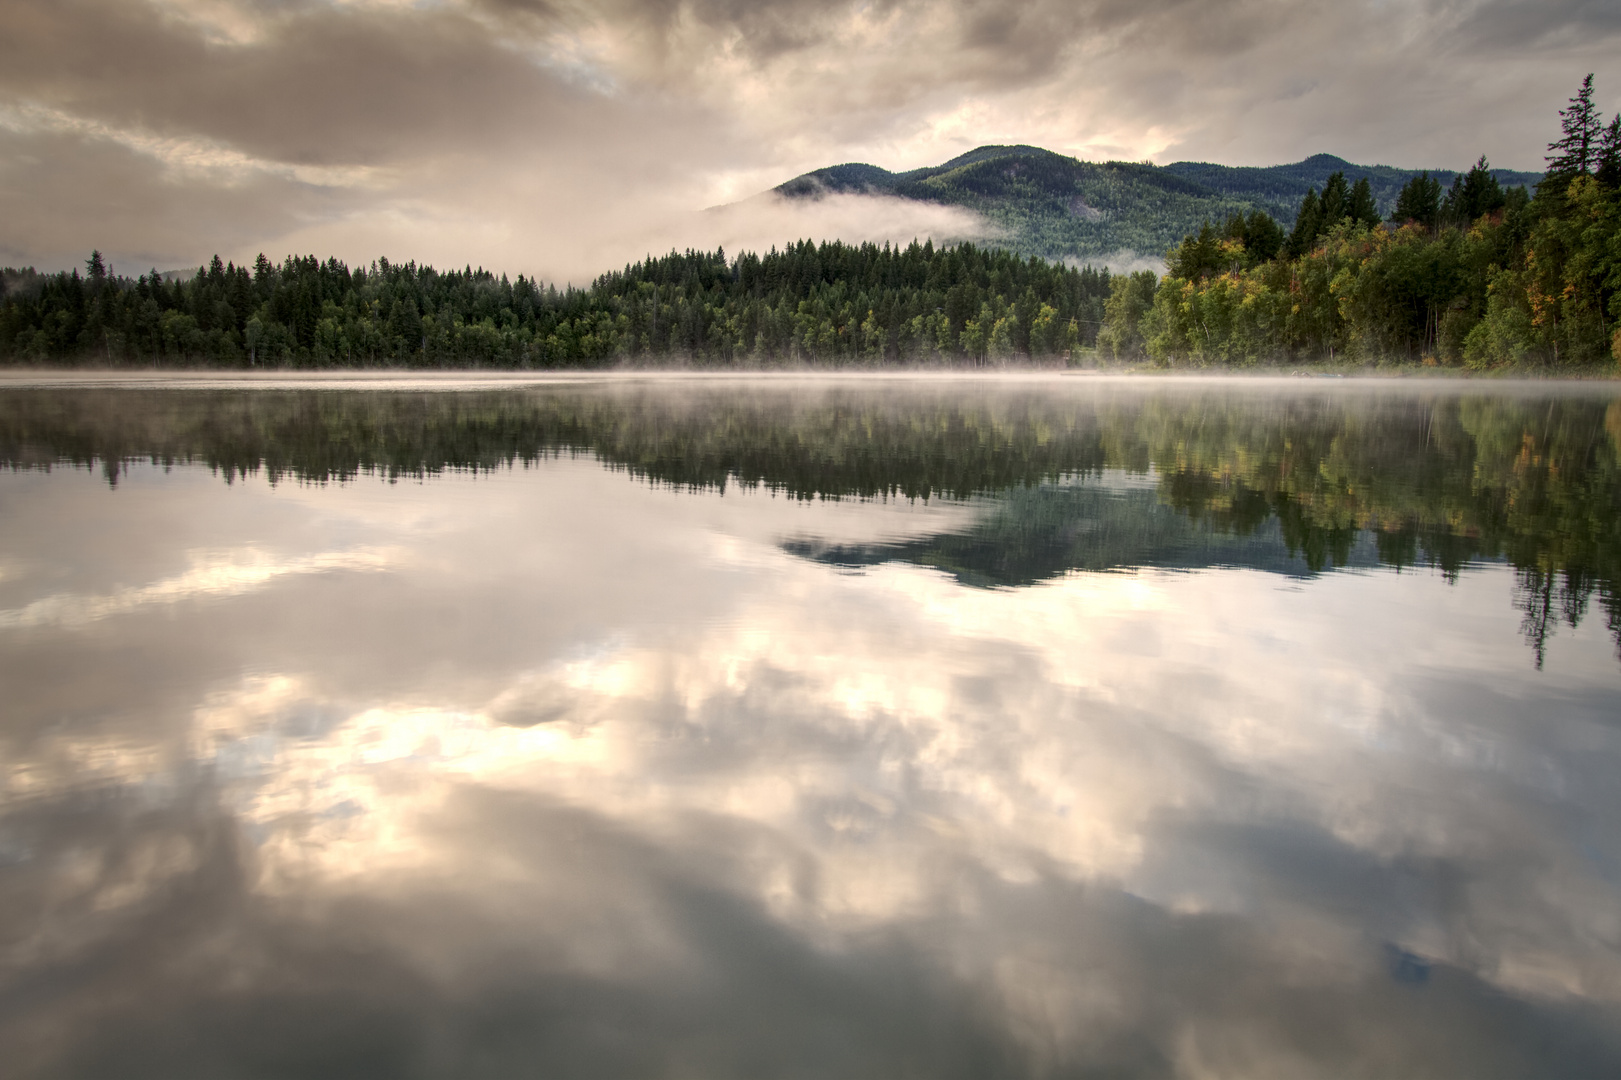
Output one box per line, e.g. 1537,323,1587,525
0,0,747,275
1457,0,1621,49
0,123,354,272
0,0,632,165
0,0,1618,275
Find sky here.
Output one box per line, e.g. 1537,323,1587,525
2,0,1620,282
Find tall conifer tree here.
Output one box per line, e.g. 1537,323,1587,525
1391,172,1442,229
1444,157,1507,225
1598,114,1621,189
1347,178,1380,228
1286,189,1324,257
1319,172,1350,226
1546,74,1603,182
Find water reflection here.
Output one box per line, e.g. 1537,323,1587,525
1,377,1620,1078
3,378,1617,665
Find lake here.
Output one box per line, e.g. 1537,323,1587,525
2,374,1619,1078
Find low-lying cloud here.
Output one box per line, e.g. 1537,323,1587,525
1069,250,1168,277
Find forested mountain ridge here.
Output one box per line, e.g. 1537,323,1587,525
774,146,1540,262
1160,153,1540,223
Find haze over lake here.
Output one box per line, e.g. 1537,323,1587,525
2,375,1620,1078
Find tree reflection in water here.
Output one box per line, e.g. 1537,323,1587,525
5,379,1616,666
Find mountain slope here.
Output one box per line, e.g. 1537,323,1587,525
773,146,1543,265
1161,153,1541,223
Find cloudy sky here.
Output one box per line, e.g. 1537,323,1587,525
2,0,1619,281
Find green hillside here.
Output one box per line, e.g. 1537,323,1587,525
1162,153,1541,222
774,145,1542,264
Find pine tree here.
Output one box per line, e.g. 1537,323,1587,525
1598,113,1621,189
1169,221,1223,281
1546,74,1603,181
1242,210,1286,263
1347,177,1380,229
1444,157,1507,225
1319,172,1350,226
1286,189,1324,257
1391,172,1442,229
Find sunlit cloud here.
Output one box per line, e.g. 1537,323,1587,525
0,546,399,632
0,102,392,189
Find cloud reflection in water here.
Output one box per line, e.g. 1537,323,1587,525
1,440,1620,1077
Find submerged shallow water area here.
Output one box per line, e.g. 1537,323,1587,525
2,374,1621,1078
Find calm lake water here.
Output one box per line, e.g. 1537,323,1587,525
2,374,1620,1078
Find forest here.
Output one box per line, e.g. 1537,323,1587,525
1099,75,1621,369
0,240,1109,369
0,76,1617,370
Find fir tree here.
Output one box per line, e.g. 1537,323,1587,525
1319,172,1350,226
1597,113,1621,189
1241,210,1286,264
1347,177,1380,229
1443,157,1507,225
1286,188,1324,258
1284,171,1365,256
1168,221,1225,281
1391,172,1442,229
1546,74,1604,182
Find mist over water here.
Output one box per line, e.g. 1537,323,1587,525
2,375,1620,1078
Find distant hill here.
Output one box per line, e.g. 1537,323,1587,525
772,145,1543,265
1161,153,1541,223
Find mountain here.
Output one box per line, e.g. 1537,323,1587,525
773,145,1543,265
1160,153,1541,222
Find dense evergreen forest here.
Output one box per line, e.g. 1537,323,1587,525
0,241,1108,368
2,383,1616,665
1100,76,1621,369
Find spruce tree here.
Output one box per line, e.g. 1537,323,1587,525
1598,114,1621,189
1319,172,1350,226
1546,74,1603,181
1444,157,1507,225
1347,177,1380,229
1391,172,1442,229
1169,221,1223,280
1243,210,1285,263
1286,189,1324,258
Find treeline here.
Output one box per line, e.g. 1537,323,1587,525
0,240,1110,368
1100,76,1621,368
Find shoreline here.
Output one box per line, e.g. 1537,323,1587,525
0,366,1618,393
